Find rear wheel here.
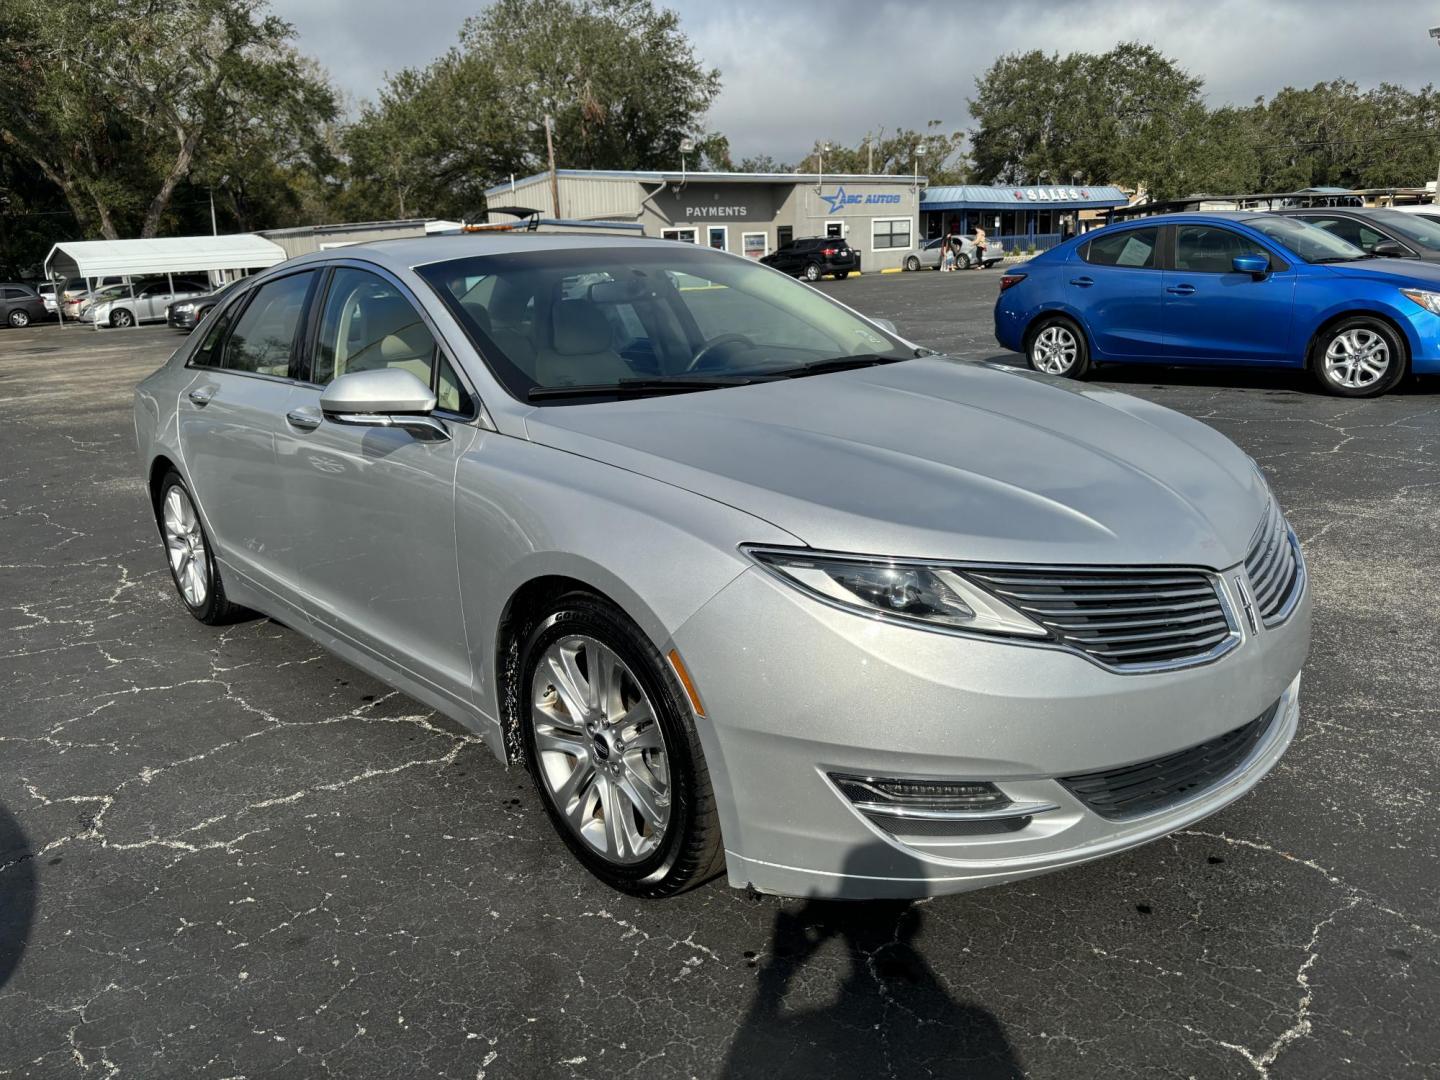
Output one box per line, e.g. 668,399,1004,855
1026,317,1090,379
803,263,822,282
1313,317,1405,397
904,255,921,272
8,309,29,327
519,593,724,897
958,252,972,270
110,308,134,328
156,472,248,625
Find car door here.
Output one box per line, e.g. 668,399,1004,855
1068,225,1165,358
178,269,320,592
272,264,479,705
1162,224,1297,365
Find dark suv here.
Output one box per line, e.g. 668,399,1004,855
1,283,46,328
761,237,860,281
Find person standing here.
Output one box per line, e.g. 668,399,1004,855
973,225,987,269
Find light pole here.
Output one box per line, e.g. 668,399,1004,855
679,137,695,186
816,142,831,192
912,142,926,192
1431,27,1440,204
208,174,228,235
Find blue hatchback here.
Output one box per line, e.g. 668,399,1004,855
993,212,1440,396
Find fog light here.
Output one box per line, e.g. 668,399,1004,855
831,774,1011,811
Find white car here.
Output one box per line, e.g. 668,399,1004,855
88,279,211,327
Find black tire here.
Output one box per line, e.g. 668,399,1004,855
1025,315,1091,379
834,271,849,280
803,263,822,282
8,309,30,328
1311,316,1406,398
904,255,921,272
110,308,134,328
518,592,724,898
155,471,249,625
958,252,972,270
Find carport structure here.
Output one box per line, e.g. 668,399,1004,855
42,234,287,329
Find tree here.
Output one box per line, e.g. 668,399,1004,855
0,0,337,239
794,122,969,184
343,0,724,221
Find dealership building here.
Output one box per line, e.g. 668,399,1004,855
484,169,1129,268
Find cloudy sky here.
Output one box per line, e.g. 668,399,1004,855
271,0,1440,160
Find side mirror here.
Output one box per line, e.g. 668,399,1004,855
319,368,448,440
1370,239,1407,257
1232,254,1269,278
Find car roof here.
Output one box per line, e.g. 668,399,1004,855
279,232,686,275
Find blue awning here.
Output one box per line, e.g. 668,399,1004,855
922,184,1128,212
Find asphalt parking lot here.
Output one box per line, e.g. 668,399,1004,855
2,271,1437,1079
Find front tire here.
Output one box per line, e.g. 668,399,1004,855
110,308,134,328
156,472,247,625
1026,316,1090,379
8,309,30,327
958,252,972,270
1312,317,1405,397
803,263,822,282
519,593,724,898
904,255,921,272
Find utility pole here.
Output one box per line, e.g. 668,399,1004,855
1431,27,1440,203
545,115,561,219
866,136,874,175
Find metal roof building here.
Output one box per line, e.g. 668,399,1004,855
920,184,1129,250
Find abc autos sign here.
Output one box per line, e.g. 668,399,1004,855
819,186,903,214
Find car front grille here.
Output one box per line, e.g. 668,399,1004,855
1058,699,1281,820
1245,502,1301,625
963,566,1236,671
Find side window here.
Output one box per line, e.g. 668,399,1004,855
313,267,472,415
1306,217,1387,252
1082,227,1160,269
190,292,248,368
1,288,23,299
1174,226,1271,273
223,271,315,377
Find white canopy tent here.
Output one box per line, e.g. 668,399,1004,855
43,234,287,329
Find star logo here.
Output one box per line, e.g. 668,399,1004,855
820,186,848,215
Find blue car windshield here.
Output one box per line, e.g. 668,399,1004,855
1246,216,1367,263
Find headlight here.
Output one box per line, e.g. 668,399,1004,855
1400,288,1440,315
173,302,195,313
743,547,1048,638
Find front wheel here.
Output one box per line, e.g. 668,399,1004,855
958,252,972,270
110,308,134,328
904,255,921,272
1313,317,1405,397
1026,317,1090,379
519,593,724,897
803,263,822,282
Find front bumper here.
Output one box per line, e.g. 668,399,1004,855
672,563,1310,899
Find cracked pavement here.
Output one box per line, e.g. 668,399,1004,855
1,273,1436,1079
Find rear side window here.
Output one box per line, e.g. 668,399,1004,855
1083,227,1160,269
222,272,316,377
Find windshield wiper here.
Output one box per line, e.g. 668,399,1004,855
1312,254,1377,263
769,353,911,379
527,376,774,401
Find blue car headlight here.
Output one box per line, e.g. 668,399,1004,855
1400,288,1440,315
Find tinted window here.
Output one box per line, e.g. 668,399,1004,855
191,292,248,368
1174,226,1272,273
1,288,24,299
312,267,472,414
1370,211,1440,249
1246,216,1364,262
1301,216,1389,252
1082,228,1160,268
223,272,315,376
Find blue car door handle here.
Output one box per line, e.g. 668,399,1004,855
1166,284,1196,296
1069,276,1094,288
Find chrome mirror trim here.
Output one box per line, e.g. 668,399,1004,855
329,412,451,441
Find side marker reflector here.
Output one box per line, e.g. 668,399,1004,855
667,649,706,716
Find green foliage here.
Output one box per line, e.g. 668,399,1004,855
342,0,724,221
793,121,970,185
971,43,1440,200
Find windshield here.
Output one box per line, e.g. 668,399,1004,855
1247,216,1367,262
417,245,909,402
1373,211,1440,249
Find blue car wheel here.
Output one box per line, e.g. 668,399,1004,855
1312,317,1405,398
1026,316,1091,379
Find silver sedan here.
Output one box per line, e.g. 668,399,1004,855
134,235,1310,899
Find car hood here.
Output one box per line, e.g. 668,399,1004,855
1322,258,1440,286
524,359,1269,568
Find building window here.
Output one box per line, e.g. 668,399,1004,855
707,226,728,251
662,228,697,243
742,232,767,259
871,217,913,251
825,221,845,239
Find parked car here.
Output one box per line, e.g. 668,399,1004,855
136,235,1309,899
0,282,46,328
88,278,211,327
36,283,58,317
166,279,239,332
995,211,1440,397
61,276,129,319
905,234,1004,271
1273,206,1440,262
760,236,860,280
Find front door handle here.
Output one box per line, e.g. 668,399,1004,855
1069,276,1094,287
187,385,217,406
286,406,323,432
1166,284,1196,295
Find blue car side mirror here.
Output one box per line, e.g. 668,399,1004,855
1233,254,1269,277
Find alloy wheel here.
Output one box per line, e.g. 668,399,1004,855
113,310,133,328
162,485,209,608
1323,328,1390,390
1031,324,1079,375
530,634,671,865
10,310,29,327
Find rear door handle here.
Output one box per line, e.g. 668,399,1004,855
286,406,323,432
1166,284,1196,295
1069,276,1094,287
187,385,217,406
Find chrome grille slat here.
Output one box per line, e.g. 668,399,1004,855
964,566,1235,671
1244,502,1301,625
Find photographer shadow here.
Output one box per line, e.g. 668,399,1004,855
722,842,1023,1079
0,802,37,990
